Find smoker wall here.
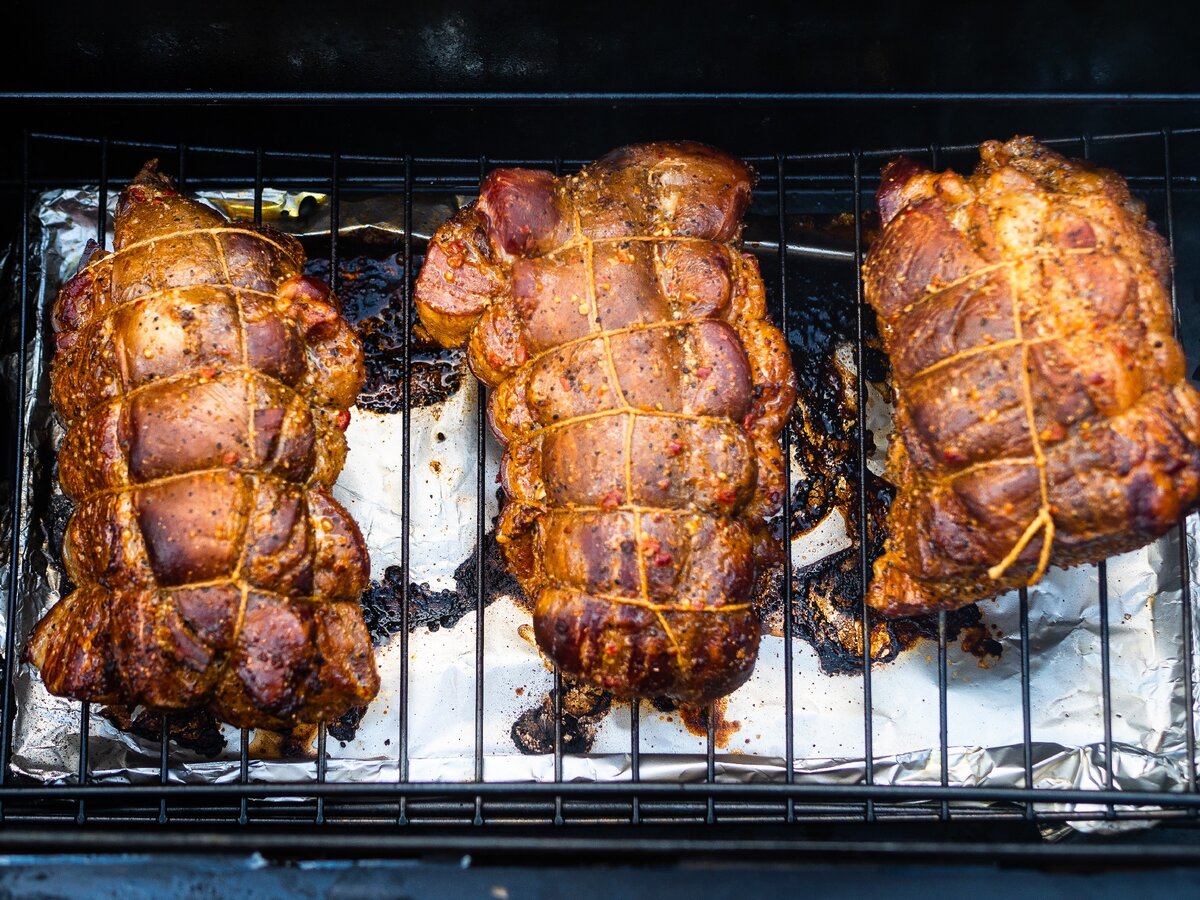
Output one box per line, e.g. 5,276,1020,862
5,1,1197,95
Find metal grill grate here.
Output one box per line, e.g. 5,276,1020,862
4,121,1200,853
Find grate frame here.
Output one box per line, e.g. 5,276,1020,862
3,101,1200,858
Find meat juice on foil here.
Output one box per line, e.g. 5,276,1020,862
1,183,1196,832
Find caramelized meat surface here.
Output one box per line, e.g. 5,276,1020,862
416,142,797,702
27,162,380,728
864,137,1200,617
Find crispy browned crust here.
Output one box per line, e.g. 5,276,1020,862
863,136,1200,617
415,142,797,702
27,160,380,728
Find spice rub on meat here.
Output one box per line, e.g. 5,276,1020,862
863,136,1200,617
27,161,380,728
415,142,797,702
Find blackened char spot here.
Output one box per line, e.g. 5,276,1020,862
327,704,368,742
46,488,74,593
359,566,475,646
359,520,527,647
304,251,462,414
511,681,612,755
453,519,526,611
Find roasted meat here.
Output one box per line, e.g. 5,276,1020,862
863,136,1200,617
27,162,380,728
415,142,797,702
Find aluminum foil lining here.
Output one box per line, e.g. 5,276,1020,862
3,185,1197,837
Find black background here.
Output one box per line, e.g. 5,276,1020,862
5,1,1197,94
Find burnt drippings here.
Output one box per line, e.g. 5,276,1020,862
327,704,368,744
952,622,1005,667
453,514,527,611
850,608,1005,669
45,489,73,572
304,248,461,414
677,699,741,749
100,705,225,758
360,524,527,647
359,567,469,647
758,219,997,674
511,681,612,755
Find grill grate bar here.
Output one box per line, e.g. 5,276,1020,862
398,153,414,825
706,705,716,824
474,157,488,825
313,149,342,827
928,144,952,823
24,123,1200,167
1081,134,1118,819
158,717,168,824
1163,128,1199,799
1018,588,1035,818
0,778,1198,807
75,136,111,827
937,611,950,818
551,157,565,827
631,699,640,824
0,130,32,824
852,150,875,823
238,144,261,829
776,154,797,824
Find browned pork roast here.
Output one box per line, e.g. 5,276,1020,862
27,162,380,728
863,136,1200,617
415,142,797,702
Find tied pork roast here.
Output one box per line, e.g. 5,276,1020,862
415,142,796,702
27,162,380,728
864,136,1200,617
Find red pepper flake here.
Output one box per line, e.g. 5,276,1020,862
128,186,149,203
559,376,573,393
336,409,352,431
666,440,683,456
599,489,623,510
198,366,218,380
1086,371,1106,385
696,366,712,379
716,487,737,505
742,412,757,431
604,643,619,656
943,446,966,465
223,450,239,466
1040,421,1066,442
653,551,673,567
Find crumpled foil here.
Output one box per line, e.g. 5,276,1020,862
3,184,1197,836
